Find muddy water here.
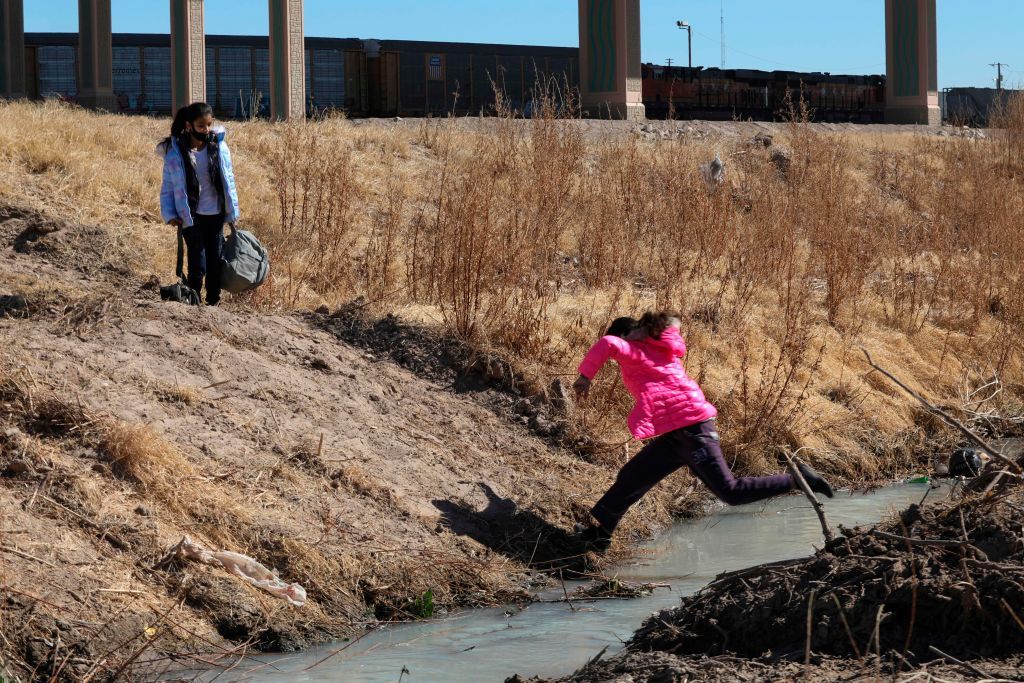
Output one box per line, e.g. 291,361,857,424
205,484,943,682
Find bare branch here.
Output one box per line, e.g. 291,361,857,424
782,450,834,543
860,348,1021,475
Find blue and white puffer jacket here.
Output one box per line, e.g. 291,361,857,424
158,125,240,228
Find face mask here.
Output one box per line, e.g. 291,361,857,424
190,129,210,144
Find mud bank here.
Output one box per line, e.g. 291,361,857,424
523,482,1024,682
514,651,1024,682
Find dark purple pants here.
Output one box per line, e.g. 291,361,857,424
591,420,794,533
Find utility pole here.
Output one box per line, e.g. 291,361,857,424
676,21,693,69
990,62,1009,91
666,58,674,69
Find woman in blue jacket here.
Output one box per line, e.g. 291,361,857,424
158,102,241,306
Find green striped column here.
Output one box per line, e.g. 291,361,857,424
78,0,115,110
0,0,26,99
170,0,206,114
269,0,305,120
578,0,644,120
885,0,940,125
585,0,616,93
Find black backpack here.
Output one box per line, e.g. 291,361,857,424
160,226,202,306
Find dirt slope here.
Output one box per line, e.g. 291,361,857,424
0,205,657,681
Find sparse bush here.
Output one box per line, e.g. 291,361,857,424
268,118,361,306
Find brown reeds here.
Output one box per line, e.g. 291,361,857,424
3,93,1024,482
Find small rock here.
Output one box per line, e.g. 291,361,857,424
512,399,537,417
134,505,151,517
139,275,160,291
315,304,330,315
546,378,572,412
0,294,30,317
770,147,793,177
529,414,556,437
309,357,332,372
2,427,26,453
486,359,508,382
3,459,32,476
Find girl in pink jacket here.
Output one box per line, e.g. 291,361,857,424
573,312,833,552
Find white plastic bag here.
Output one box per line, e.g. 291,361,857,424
175,536,306,607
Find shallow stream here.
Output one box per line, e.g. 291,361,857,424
198,483,942,682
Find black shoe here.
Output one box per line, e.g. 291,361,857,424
798,463,835,499
573,523,613,553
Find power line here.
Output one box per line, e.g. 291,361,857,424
690,27,805,70
720,0,725,69
688,26,884,74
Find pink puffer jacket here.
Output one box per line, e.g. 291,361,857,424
578,326,717,440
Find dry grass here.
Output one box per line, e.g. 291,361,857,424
153,380,204,406
4,94,1024,484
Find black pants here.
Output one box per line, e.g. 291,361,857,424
591,420,795,533
183,214,225,305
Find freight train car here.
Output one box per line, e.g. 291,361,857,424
365,39,577,117
942,87,1019,126
641,63,885,123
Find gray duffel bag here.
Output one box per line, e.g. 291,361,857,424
221,225,270,294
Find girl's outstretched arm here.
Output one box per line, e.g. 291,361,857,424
578,336,626,380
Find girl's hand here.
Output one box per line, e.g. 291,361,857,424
169,218,183,227
573,375,592,401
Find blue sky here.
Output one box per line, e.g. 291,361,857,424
23,1,1024,89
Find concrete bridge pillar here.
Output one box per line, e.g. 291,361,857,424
268,0,305,120
0,0,25,99
170,0,206,114
885,0,940,125
578,0,645,120
78,0,115,110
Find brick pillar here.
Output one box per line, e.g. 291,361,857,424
170,0,206,114
578,0,645,121
885,0,940,125
78,0,116,111
268,0,305,120
0,0,25,99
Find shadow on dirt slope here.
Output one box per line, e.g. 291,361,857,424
434,483,592,575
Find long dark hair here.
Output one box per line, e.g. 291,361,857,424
606,311,672,340
161,102,213,148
